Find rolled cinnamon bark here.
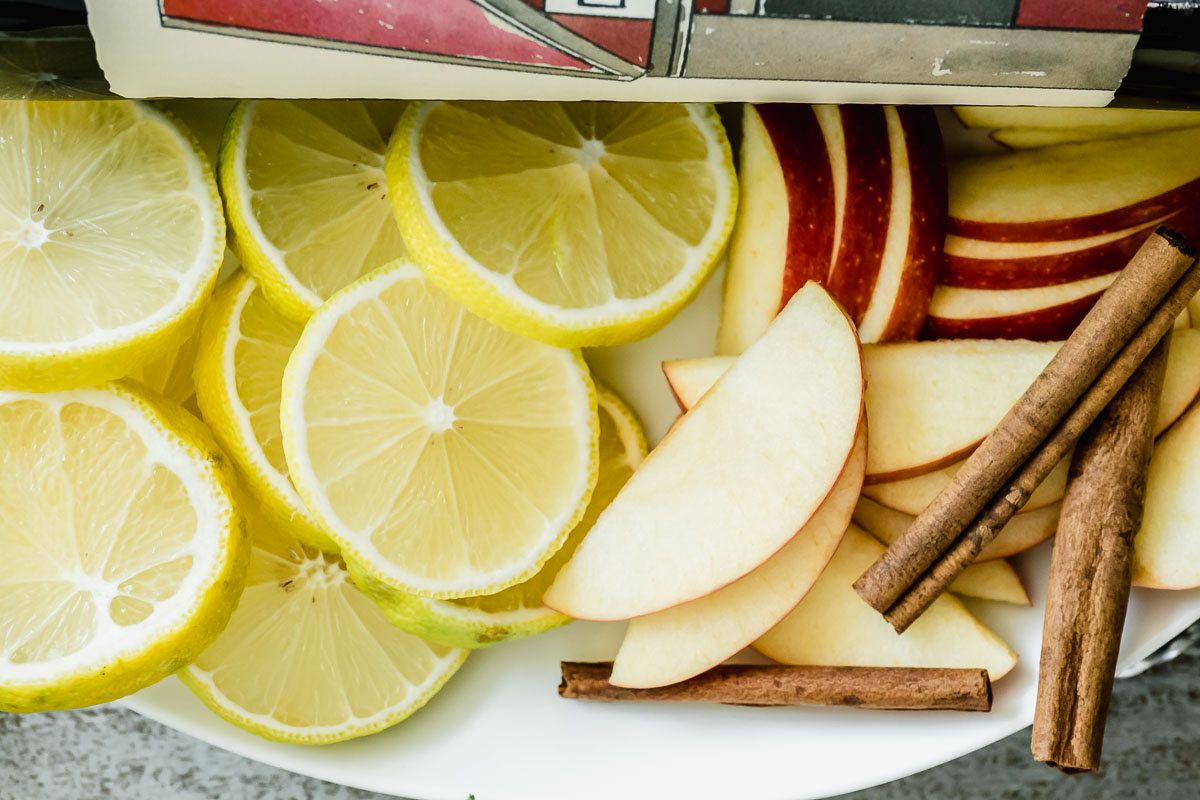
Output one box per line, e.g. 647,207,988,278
854,229,1198,633
559,662,992,711
1031,337,1170,774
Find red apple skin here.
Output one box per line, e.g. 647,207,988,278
943,207,1200,289
943,227,1153,289
922,292,1101,340
948,176,1200,242
756,104,837,305
825,106,892,323
874,106,947,341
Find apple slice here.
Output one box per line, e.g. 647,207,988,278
954,106,1200,136
718,104,836,355
664,338,1062,484
862,338,1059,482
854,106,946,342
610,428,865,688
545,284,864,621
942,219,1163,290
662,355,735,411
853,496,1059,560
922,272,1117,340
947,127,1200,242
949,558,1030,606
1134,401,1200,589
863,455,1070,517
754,525,1017,679
819,105,892,324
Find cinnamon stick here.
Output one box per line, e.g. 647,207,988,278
1031,337,1169,774
559,662,992,711
854,229,1198,632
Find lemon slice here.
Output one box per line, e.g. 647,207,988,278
355,382,646,648
220,100,409,321
0,382,245,712
281,259,598,598
387,101,737,347
179,501,466,744
0,100,224,391
193,270,335,552
126,312,204,416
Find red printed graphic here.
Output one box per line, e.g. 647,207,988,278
1015,0,1150,31
547,14,652,67
161,0,658,76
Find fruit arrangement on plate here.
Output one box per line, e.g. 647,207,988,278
1,98,1199,777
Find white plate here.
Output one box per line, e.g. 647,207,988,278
121,263,1200,800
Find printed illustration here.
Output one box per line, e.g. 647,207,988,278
160,0,1147,87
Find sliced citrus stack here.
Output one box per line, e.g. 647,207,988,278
0,99,224,391
179,502,466,744
193,270,335,552
387,101,737,347
281,260,598,598
220,100,409,321
0,383,245,712
355,382,646,649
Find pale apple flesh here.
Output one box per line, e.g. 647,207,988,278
953,106,1200,136
544,284,864,622
948,558,1030,606
1134,400,1200,589
610,428,866,689
947,127,1200,242
754,525,1018,679
853,496,1060,561
862,338,1059,482
663,338,1062,485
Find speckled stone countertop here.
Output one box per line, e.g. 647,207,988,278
5,650,1200,800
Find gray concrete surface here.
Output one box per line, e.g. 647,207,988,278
3,650,1199,800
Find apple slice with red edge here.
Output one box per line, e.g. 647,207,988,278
718,104,837,355
545,283,864,621
854,105,946,342
942,219,1164,290
947,127,1200,242
922,272,1117,340
820,105,892,323
754,525,1018,679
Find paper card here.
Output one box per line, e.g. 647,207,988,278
86,0,1147,104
